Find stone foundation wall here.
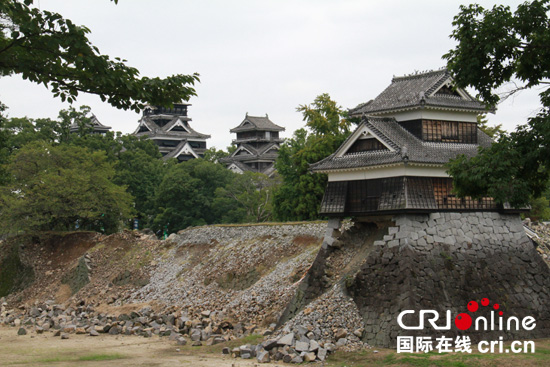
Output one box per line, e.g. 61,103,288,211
349,212,550,347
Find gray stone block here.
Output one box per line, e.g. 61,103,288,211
278,332,294,346
444,236,456,245
327,218,341,229
416,238,427,247
387,240,399,248
257,350,270,363
295,341,309,352
309,340,319,352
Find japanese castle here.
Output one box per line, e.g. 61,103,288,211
311,68,524,217
221,114,285,176
133,103,210,161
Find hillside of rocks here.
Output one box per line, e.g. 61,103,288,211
1,218,550,360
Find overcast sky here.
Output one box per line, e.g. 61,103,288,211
0,0,542,149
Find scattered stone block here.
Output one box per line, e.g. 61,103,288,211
277,332,294,346
303,352,316,362
256,350,270,363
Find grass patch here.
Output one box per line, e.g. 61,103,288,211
178,220,328,232
29,356,66,363
78,353,125,361
12,352,126,365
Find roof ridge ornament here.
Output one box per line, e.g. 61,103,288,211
401,146,409,163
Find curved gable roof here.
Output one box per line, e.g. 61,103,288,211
310,116,492,172
350,69,490,116
230,114,285,133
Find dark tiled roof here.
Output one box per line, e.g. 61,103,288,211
350,69,489,116
226,160,277,176
221,142,280,161
134,116,210,139
310,116,492,172
69,115,111,133
163,140,191,159
163,141,207,160
257,142,280,155
227,161,251,172
230,115,285,132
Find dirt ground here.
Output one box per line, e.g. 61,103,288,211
3,327,550,367
0,327,280,367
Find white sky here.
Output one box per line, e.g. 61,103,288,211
0,0,542,149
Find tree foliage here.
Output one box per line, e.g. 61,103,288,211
0,142,134,233
444,0,550,207
527,195,550,221
273,94,350,221
477,114,505,139
202,147,231,163
214,171,278,223
0,104,9,184
112,135,165,225
152,159,234,233
0,105,167,227
0,0,198,110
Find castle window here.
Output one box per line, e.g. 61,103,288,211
422,120,477,144
441,121,459,142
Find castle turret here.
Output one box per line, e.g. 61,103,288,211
221,114,285,176
311,69,523,216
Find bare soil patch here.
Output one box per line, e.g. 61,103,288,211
0,327,279,367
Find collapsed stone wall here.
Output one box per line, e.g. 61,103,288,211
130,223,326,325
349,212,550,347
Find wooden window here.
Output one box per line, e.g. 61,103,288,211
441,121,459,142
156,140,178,147
422,120,477,144
320,176,498,215
346,177,405,213
237,131,256,140
320,181,348,214
431,178,496,210
406,177,437,209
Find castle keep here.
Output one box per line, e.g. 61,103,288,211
133,103,210,161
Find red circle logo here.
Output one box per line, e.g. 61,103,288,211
467,301,479,312
455,313,472,330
